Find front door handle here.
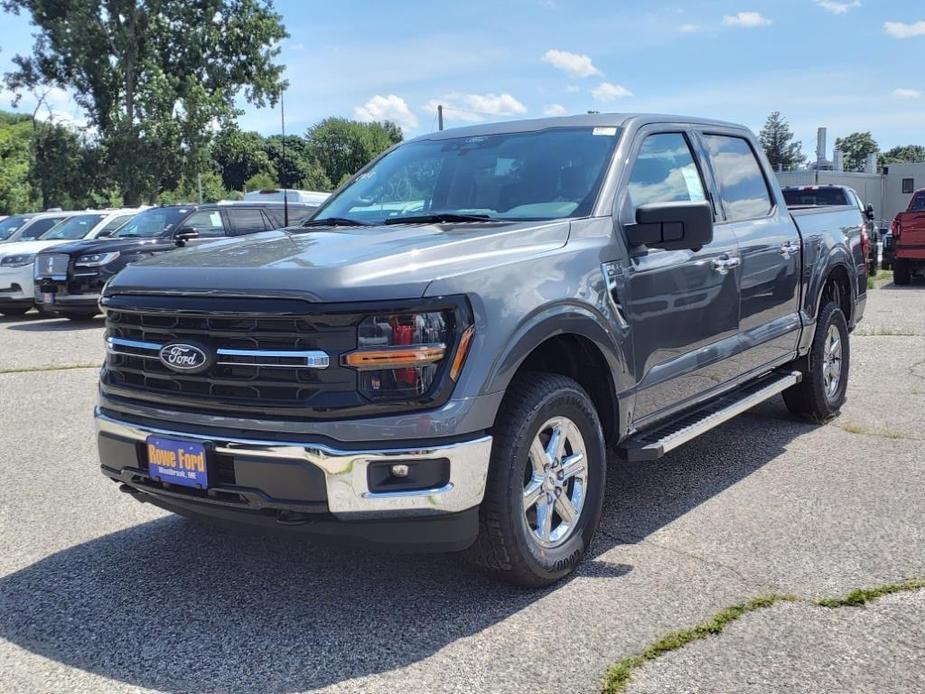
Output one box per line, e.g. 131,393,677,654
780,241,799,257
712,255,741,275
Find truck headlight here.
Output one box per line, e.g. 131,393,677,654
0,254,35,268
75,251,120,267
343,310,474,401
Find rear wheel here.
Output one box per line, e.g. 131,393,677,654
465,373,606,587
0,307,29,317
893,259,911,286
783,301,849,423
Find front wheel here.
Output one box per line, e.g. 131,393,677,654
783,301,849,423
465,373,606,587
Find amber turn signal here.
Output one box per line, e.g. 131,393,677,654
450,326,475,381
344,345,446,370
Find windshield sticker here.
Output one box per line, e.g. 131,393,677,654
593,127,617,136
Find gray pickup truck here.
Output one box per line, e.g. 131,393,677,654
96,114,866,586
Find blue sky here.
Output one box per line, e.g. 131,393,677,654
1,0,923,154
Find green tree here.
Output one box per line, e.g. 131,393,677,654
758,111,805,171
305,118,402,189
264,134,331,191
212,126,275,191
834,131,879,172
879,145,925,166
0,112,36,213
2,0,288,205
30,120,98,209
244,171,277,192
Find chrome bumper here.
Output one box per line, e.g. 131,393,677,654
95,411,493,518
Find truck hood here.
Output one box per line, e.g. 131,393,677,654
106,219,571,302
0,239,70,258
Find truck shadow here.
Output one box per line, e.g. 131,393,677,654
0,399,811,692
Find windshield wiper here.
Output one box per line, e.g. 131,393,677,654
301,217,368,227
384,213,494,225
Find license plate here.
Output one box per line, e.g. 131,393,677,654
146,436,209,489
41,292,55,305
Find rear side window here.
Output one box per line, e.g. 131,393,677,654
703,135,773,222
227,208,270,235
910,192,925,212
627,133,706,210
182,210,226,238
98,214,134,235
22,217,64,239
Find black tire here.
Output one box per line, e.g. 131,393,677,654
465,373,606,587
0,307,29,316
868,257,878,277
783,301,849,423
64,312,99,321
893,259,911,286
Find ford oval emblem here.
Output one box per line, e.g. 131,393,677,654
158,343,211,374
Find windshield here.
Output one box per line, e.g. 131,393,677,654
0,215,30,241
41,214,106,240
783,187,849,207
111,208,189,238
313,127,621,225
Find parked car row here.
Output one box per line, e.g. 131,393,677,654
0,196,325,318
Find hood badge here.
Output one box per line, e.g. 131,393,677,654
159,343,211,374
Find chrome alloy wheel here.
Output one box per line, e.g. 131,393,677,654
823,324,843,399
522,416,588,548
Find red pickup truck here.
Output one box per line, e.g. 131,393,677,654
892,189,925,285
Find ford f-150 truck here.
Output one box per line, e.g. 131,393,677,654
891,188,925,285
96,114,866,586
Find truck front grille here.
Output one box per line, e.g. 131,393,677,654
101,296,365,418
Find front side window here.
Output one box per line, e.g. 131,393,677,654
41,214,106,240
0,215,30,241
627,133,706,210
182,210,226,238
313,127,621,225
703,135,773,222
21,217,65,240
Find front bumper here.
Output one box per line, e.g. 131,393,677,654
34,277,101,312
0,264,34,308
96,411,493,543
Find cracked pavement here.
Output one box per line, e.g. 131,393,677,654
1,282,923,693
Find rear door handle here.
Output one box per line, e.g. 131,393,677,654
712,255,740,275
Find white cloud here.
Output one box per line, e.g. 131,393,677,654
884,20,925,39
814,1,861,15
425,92,527,123
592,82,633,103
354,94,419,130
543,104,568,116
541,49,602,78
893,88,923,99
722,12,773,28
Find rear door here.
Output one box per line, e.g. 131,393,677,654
620,128,741,423
698,131,801,373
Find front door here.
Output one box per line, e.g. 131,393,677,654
619,130,741,425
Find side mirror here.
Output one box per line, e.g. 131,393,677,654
97,230,113,238
865,204,876,222
624,201,714,251
174,227,199,246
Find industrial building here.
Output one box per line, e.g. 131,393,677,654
775,128,924,223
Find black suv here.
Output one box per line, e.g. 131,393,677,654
34,201,318,320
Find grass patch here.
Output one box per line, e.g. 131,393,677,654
0,363,99,375
856,326,919,337
601,594,797,693
837,422,908,440
818,578,925,608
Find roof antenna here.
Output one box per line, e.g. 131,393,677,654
280,87,289,226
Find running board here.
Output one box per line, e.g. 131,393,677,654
619,371,802,462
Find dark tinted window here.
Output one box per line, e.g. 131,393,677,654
182,210,226,238
782,187,849,207
227,208,269,235
910,191,925,212
22,217,65,239
267,205,317,227
703,135,773,221
0,215,31,240
627,133,706,210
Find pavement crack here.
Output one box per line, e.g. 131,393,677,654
0,364,99,375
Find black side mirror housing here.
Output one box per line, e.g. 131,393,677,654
174,227,199,246
624,201,714,251
97,230,113,238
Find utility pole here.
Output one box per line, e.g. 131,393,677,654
437,104,444,131
281,88,289,226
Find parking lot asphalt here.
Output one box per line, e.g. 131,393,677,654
1,282,923,694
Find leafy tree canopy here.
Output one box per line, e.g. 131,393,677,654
758,111,806,172
211,125,276,191
306,117,402,189
834,131,879,172
880,145,925,166
2,0,288,204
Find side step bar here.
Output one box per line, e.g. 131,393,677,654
619,371,802,462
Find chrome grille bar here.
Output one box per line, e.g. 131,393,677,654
105,337,330,369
